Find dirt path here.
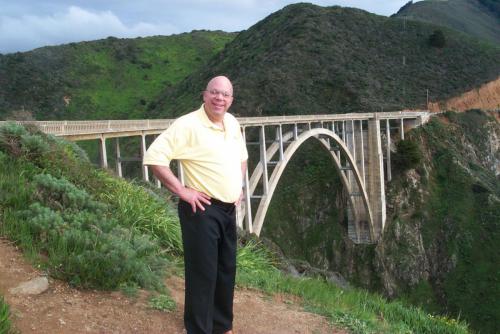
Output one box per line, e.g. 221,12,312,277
0,238,345,334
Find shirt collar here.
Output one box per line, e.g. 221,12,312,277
197,104,226,131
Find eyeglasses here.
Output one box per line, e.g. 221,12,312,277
205,89,233,98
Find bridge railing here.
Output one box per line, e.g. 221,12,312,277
0,119,175,136
0,111,430,136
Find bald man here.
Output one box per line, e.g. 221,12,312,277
143,76,248,334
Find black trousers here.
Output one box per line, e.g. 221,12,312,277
178,199,237,334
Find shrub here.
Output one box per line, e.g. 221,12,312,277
8,172,169,290
393,139,422,172
428,30,446,48
0,122,28,157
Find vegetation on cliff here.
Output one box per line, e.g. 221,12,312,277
385,110,499,333
263,111,499,333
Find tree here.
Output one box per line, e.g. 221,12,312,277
428,30,446,48
393,139,422,172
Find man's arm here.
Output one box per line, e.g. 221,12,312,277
150,165,211,213
241,160,247,181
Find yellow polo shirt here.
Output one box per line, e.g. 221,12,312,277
143,105,248,203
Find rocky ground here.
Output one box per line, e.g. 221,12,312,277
0,237,346,334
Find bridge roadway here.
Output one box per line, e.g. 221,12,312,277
0,111,430,244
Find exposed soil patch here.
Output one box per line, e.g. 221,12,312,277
428,77,500,112
0,238,345,334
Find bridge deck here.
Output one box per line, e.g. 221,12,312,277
0,111,429,140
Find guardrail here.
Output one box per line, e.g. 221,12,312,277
0,111,430,137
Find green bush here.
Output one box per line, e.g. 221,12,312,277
12,173,168,290
393,139,422,172
0,122,29,157
428,30,446,48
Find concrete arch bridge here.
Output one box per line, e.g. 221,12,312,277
1,111,429,244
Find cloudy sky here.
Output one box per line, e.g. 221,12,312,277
0,0,419,54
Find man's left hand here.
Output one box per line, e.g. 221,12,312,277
234,189,244,207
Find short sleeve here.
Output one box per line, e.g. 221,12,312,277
143,121,185,167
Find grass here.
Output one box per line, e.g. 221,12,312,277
0,296,11,334
0,122,472,333
149,292,177,312
236,240,469,334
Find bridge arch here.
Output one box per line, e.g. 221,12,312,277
249,127,374,241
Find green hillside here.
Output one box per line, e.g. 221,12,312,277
394,0,500,44
0,31,235,120
147,3,499,118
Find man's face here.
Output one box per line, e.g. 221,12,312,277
203,77,233,122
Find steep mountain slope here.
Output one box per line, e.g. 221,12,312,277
394,0,500,44
148,3,499,118
0,31,235,120
380,111,500,333
264,110,500,334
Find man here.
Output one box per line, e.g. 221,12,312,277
143,76,248,334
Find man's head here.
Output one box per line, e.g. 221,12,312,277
203,76,234,123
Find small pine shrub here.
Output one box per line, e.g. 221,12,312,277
32,174,104,212
14,173,168,290
0,122,28,157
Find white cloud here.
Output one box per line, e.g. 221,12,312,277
0,1,417,53
0,6,179,53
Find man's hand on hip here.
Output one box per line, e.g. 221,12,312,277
234,189,244,207
179,187,211,213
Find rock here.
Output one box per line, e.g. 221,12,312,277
9,276,49,295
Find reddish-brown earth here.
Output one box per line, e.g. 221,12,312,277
428,77,500,112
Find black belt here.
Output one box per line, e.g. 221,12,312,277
210,198,235,211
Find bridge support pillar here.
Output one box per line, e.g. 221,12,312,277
115,138,122,177
140,133,149,182
385,119,392,182
367,116,386,240
400,118,405,140
99,136,108,168
354,120,366,186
